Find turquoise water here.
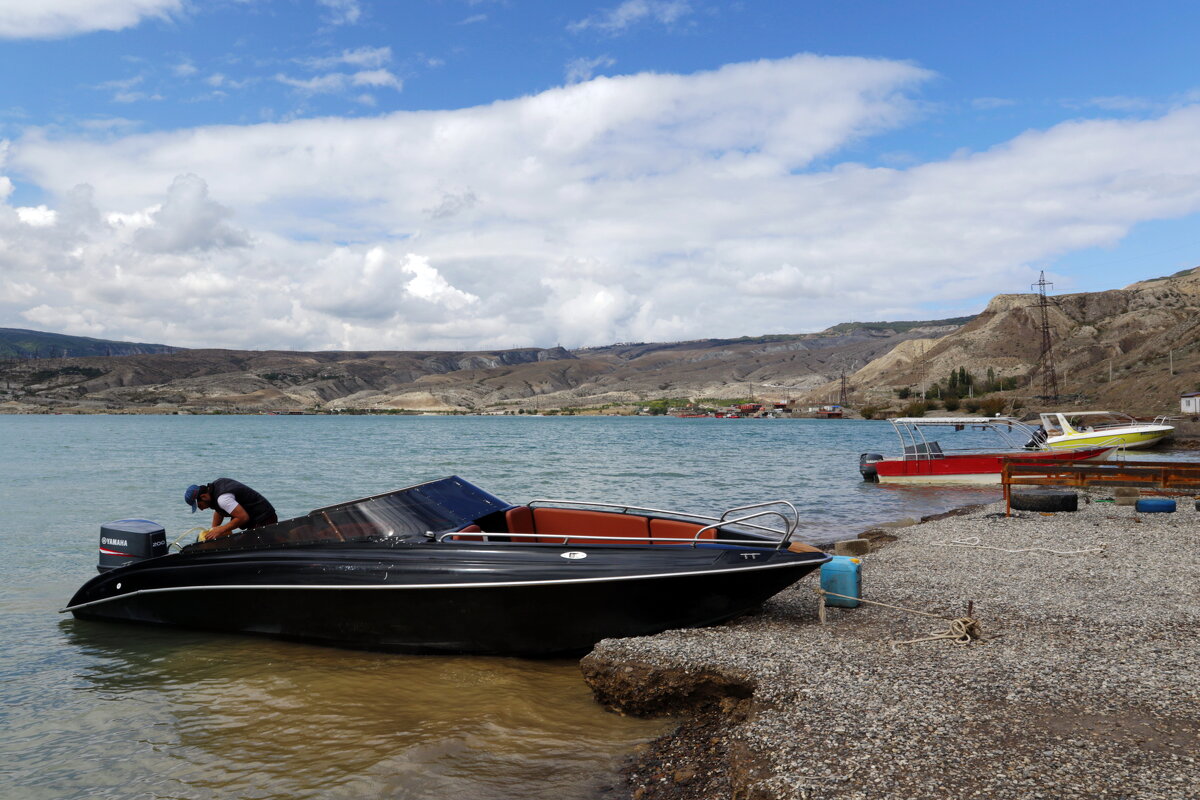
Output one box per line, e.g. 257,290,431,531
0,414,1013,799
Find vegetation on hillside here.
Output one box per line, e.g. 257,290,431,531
822,316,975,335
0,328,181,359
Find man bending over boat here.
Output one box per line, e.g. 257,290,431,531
184,478,278,540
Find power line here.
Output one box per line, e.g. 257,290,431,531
1031,271,1060,402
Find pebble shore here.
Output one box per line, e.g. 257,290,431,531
582,491,1200,799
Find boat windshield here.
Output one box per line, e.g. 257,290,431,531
186,476,510,551
1041,411,1136,432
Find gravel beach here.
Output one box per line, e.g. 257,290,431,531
582,491,1199,799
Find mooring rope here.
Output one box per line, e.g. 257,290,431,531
888,617,984,648
931,536,1104,555
814,587,986,648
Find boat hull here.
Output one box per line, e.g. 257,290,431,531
1044,427,1172,450
874,446,1116,485
65,543,827,656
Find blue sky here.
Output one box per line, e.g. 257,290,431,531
2,0,1199,351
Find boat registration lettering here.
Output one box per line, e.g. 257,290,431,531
740,552,760,560
560,551,588,560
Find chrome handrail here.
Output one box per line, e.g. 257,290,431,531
718,500,799,536
697,510,795,549
433,529,797,550
525,498,796,539
528,498,701,516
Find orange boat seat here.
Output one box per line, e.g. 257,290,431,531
500,505,735,546
505,506,536,541
448,524,484,542
648,518,716,543
529,507,650,544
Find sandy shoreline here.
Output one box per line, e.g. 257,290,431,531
582,490,1199,799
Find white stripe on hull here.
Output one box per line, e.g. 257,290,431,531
61,557,822,613
1046,432,1170,450
876,473,1000,485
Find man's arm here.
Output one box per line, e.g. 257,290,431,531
206,505,250,539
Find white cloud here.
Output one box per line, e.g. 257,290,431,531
93,74,164,104
303,247,477,328
16,205,56,226
569,0,692,34
275,73,349,94
276,69,401,94
1083,95,1158,112
351,69,402,89
5,55,1200,351
317,0,361,26
566,55,616,84
305,46,393,70
132,173,249,253
401,253,478,309
0,0,182,39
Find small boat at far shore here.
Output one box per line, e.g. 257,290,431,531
63,477,829,657
1034,411,1174,451
860,416,1117,485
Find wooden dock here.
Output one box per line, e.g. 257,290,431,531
1001,457,1200,514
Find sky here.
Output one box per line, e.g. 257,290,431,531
1,1,1200,352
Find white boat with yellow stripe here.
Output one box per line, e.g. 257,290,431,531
1034,411,1174,451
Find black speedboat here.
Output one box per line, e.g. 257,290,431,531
64,477,830,656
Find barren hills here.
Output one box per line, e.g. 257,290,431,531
819,266,1200,415
1,267,1197,416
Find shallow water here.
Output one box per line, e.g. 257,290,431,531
10,624,650,799
1,413,1131,798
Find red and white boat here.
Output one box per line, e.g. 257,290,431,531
859,416,1118,485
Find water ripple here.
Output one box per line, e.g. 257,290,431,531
0,414,1065,798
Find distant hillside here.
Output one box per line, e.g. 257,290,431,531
17,266,1194,418
805,266,1200,415
821,316,976,335
0,328,183,359
0,322,960,413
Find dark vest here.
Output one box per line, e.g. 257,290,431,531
207,478,277,529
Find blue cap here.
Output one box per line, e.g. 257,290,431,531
184,484,202,513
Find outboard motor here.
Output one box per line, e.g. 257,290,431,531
1025,425,1047,449
859,453,884,482
98,519,167,573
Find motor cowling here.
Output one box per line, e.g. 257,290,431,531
859,453,884,482
98,519,167,573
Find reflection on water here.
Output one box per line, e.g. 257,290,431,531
5,620,666,800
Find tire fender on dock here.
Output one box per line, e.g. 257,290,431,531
1010,489,1078,513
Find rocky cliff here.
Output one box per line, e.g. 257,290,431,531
809,266,1200,414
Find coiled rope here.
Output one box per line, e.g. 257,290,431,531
814,588,986,648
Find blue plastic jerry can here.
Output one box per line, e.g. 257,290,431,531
820,555,862,608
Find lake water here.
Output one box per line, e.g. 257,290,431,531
0,414,1062,798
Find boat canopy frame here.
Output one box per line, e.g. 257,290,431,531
887,416,1043,460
